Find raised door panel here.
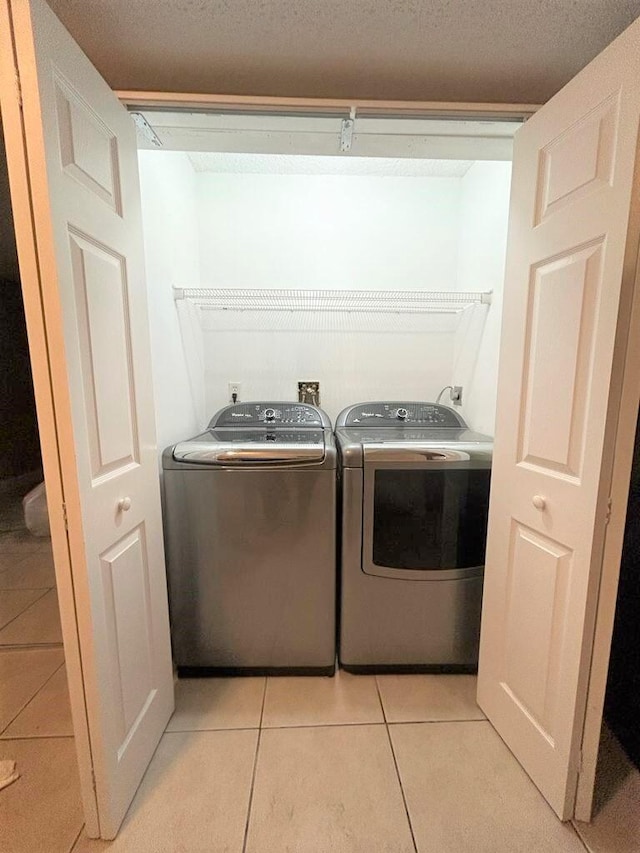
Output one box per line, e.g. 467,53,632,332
69,230,139,481
101,526,154,746
502,523,573,740
518,241,604,481
535,94,619,224
54,75,122,213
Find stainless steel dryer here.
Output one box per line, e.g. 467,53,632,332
335,401,492,672
163,402,336,675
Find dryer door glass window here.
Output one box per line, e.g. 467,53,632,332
371,468,491,571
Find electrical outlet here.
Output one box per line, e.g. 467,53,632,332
298,381,320,405
451,386,463,406
228,382,241,403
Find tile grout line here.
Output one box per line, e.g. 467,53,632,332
0,549,46,577
386,716,487,726
570,820,594,853
241,677,268,853
67,822,84,853
375,676,419,853
165,725,261,735
0,587,51,635
258,678,268,729
167,721,388,735
0,733,75,742
0,659,66,736
261,719,387,730
163,717,487,735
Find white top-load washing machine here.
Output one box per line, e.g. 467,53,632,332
335,401,492,672
162,402,336,676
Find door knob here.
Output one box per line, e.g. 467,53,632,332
117,497,132,512
532,495,547,510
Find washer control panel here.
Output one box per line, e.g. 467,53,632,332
209,402,324,428
340,402,467,428
209,429,325,444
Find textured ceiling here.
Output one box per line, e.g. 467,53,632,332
186,152,474,177
47,0,640,105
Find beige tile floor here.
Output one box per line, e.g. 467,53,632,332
0,532,62,647
2,662,74,738
391,720,585,853
69,671,640,853
0,736,84,853
73,730,259,853
2,657,639,852
573,725,640,853
0,587,49,630
0,517,82,853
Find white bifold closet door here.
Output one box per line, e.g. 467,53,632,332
477,14,640,821
0,0,173,839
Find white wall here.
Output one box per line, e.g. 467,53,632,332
200,310,457,423
138,151,205,451
453,161,512,436
193,171,467,420
140,155,511,432
196,173,462,291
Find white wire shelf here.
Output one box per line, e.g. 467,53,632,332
173,288,492,314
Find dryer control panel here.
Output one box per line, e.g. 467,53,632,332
338,402,467,428
209,402,326,429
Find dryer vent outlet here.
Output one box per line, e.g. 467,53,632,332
298,382,320,405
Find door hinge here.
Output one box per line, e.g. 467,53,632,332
605,497,613,526
14,72,22,109
340,107,356,152
62,502,69,532
130,112,162,147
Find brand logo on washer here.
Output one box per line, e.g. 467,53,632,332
230,412,252,418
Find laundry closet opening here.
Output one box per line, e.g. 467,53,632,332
130,110,517,454
128,108,518,678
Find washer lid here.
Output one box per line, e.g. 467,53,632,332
172,429,326,465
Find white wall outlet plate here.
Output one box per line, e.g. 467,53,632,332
451,385,463,406
228,382,241,402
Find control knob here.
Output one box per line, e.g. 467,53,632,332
396,407,409,421
264,408,276,422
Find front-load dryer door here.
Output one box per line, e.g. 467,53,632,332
362,447,492,581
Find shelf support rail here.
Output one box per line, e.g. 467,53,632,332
172,287,493,313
